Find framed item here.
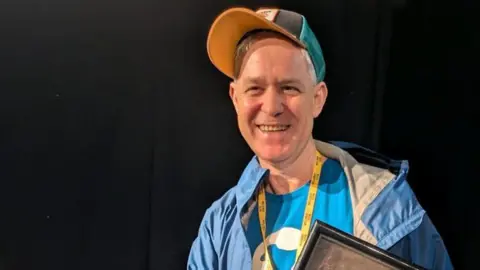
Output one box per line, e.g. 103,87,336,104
293,220,426,270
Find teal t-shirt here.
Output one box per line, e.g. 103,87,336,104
245,158,353,270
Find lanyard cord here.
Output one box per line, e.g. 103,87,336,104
257,151,325,269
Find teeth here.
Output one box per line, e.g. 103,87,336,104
258,125,289,132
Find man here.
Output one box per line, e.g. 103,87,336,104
188,7,452,270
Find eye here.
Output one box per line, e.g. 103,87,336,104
282,85,300,93
245,86,263,94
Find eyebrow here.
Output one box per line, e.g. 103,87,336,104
277,78,303,86
244,77,266,85
244,77,303,86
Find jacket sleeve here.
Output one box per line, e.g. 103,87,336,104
387,213,454,270
187,208,218,270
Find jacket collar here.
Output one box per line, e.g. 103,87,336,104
234,139,410,246
234,155,267,211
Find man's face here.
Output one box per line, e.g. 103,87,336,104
229,35,327,164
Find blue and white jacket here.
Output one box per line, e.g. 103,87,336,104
187,140,453,270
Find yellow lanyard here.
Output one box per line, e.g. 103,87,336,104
257,150,324,270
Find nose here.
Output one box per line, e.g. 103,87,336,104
261,87,284,116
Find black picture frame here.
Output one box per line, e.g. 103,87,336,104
293,220,426,270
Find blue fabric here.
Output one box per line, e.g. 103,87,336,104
187,141,454,270
362,158,426,250
388,214,454,270
245,159,353,270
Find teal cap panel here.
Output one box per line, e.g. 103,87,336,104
300,17,326,83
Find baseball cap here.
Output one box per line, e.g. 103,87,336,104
206,7,326,83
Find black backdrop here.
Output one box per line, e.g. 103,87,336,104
0,0,476,269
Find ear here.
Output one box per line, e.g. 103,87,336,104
312,81,328,118
229,81,240,114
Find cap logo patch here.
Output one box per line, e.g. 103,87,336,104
256,8,279,21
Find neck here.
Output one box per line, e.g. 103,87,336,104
259,138,318,195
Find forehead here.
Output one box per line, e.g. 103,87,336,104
237,37,310,82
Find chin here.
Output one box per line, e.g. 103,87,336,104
254,143,291,163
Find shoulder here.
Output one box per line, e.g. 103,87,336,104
201,186,239,229
318,140,427,247
328,140,452,268
188,186,241,268
191,185,239,253
332,142,425,247
197,155,265,235
361,161,425,249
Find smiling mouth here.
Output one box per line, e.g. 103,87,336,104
257,125,291,132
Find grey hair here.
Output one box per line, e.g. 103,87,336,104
233,31,317,85
300,48,317,85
